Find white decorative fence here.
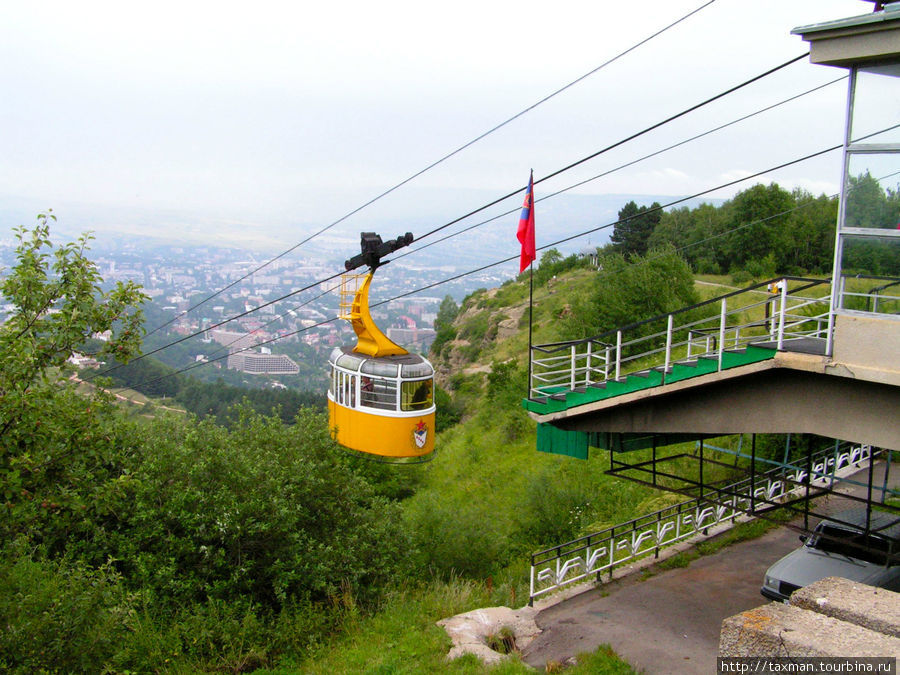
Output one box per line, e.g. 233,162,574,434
528,443,874,605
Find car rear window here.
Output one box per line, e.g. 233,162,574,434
811,525,895,566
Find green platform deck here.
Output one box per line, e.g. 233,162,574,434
524,345,776,416
529,345,777,458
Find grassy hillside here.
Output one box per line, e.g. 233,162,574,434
294,263,751,673
433,267,597,383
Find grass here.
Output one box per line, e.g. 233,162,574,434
279,578,635,674
285,580,524,674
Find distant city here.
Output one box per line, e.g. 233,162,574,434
0,233,517,391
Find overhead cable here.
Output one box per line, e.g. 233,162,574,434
141,0,718,339
412,52,810,244
109,140,851,396
103,55,828,379
395,75,847,260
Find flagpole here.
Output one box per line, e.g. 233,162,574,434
527,259,534,400
517,169,536,401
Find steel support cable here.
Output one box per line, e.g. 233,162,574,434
190,286,338,367
111,141,861,394
106,313,344,394
412,52,810,245
98,90,836,381
385,120,897,304
377,143,843,305
141,0,718,341
98,57,845,385
393,75,848,261
100,48,808,379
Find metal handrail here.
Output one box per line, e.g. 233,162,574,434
528,442,877,604
530,277,832,399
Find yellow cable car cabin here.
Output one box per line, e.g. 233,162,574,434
327,232,436,459
328,347,435,458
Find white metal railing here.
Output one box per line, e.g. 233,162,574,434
529,277,832,400
838,275,900,316
528,443,876,604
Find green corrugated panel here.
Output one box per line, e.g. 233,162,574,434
590,431,715,452
536,423,589,459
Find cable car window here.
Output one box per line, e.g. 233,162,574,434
401,362,433,378
401,379,433,411
360,376,397,410
336,353,364,371
347,374,356,408
328,347,343,364
333,371,342,405
361,360,399,377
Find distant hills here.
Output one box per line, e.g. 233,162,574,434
0,188,723,267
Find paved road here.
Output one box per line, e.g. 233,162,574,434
521,462,898,674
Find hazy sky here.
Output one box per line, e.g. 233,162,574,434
0,0,871,248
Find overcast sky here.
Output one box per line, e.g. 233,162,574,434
0,0,871,249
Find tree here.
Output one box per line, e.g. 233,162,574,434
846,171,892,229
538,248,563,268
562,245,699,342
0,216,147,549
783,189,836,274
434,294,459,333
610,200,662,258
725,183,795,271
649,202,730,274
431,295,459,356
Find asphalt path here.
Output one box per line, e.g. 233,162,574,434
521,462,898,674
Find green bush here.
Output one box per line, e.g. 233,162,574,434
458,312,489,343
95,407,415,610
404,491,510,578
0,549,135,673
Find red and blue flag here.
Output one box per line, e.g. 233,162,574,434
517,171,536,273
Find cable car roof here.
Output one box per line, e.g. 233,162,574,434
329,345,433,369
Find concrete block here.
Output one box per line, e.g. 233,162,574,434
719,602,900,658
791,577,900,638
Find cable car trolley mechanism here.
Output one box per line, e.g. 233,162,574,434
327,232,436,461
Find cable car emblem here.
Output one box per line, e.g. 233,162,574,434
413,420,428,449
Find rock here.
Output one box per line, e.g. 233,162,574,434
437,605,541,665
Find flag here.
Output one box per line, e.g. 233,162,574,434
517,171,536,273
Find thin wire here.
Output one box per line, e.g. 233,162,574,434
106,141,854,395
378,144,843,305
199,286,338,365
85,269,346,381
142,0,718,339
108,51,813,376
395,75,847,261
412,53,810,244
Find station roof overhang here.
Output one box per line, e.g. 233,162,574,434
792,3,900,67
